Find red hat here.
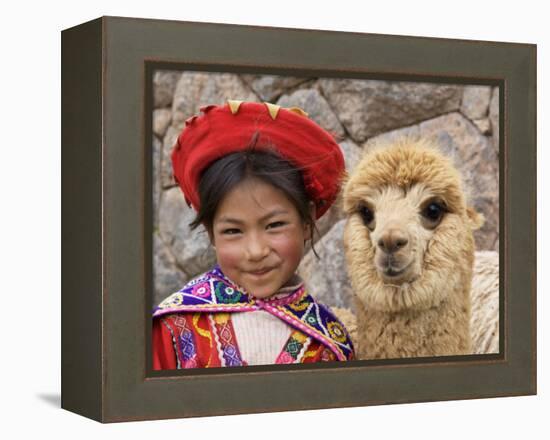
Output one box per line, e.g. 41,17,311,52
171,100,345,219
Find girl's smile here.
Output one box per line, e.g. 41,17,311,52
211,178,310,299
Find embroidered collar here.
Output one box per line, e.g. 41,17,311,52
153,265,354,361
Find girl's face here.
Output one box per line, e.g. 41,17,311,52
210,178,311,299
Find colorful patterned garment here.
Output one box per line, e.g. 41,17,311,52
152,266,355,369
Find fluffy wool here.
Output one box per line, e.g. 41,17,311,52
342,138,484,359
470,251,499,354
333,250,500,355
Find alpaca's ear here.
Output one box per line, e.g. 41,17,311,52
339,170,355,214
466,206,484,230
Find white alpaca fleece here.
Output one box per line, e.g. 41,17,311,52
470,251,499,354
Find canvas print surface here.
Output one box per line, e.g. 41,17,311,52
151,70,500,369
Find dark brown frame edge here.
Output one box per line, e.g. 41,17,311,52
61,16,536,423
61,17,103,421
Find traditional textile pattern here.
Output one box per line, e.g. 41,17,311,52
160,314,199,368
191,282,211,298
320,348,337,362
211,313,246,367
260,300,354,361
327,321,348,343
153,265,355,367
155,266,256,312
154,312,340,369
192,313,214,367
276,331,311,364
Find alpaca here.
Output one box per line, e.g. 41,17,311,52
333,250,500,356
470,250,499,354
342,139,484,359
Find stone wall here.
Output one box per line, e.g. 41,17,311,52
152,71,499,308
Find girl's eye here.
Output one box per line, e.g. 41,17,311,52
222,228,241,235
267,221,285,229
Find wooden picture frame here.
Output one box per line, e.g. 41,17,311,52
61,16,536,422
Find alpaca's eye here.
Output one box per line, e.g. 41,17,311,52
358,205,375,229
421,201,446,228
424,203,443,220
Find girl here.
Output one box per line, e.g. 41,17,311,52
152,100,354,369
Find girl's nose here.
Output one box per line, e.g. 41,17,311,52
245,234,270,261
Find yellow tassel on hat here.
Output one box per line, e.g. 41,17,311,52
228,100,243,114
227,99,308,120
264,102,281,120
287,107,309,117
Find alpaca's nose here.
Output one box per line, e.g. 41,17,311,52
377,228,409,254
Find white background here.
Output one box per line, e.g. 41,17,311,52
1,1,546,438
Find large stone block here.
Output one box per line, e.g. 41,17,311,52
241,74,311,102
171,72,258,128
299,220,354,309
153,70,182,108
153,231,187,305
460,85,492,120
158,187,217,281
153,108,172,138
319,78,462,142
276,88,345,139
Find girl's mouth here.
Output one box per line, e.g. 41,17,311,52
248,267,275,276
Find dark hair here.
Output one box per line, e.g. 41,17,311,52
189,135,318,253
